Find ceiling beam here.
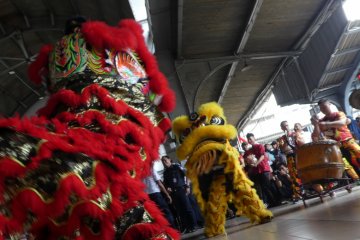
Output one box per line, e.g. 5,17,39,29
0,56,26,61
217,0,263,105
0,61,26,76
193,60,234,110
236,58,289,129
333,45,360,57
293,0,339,51
344,27,360,35
95,0,106,21
294,58,310,100
41,0,56,26
177,0,184,59
0,84,28,110
281,70,294,99
317,83,342,92
9,0,31,28
11,31,31,60
317,20,353,88
238,0,342,130
176,51,302,64
324,64,354,75
0,59,41,97
70,0,81,15
0,23,6,35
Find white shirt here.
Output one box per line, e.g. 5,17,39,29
143,165,161,194
302,131,312,144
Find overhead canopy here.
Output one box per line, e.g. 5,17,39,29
0,0,359,130
273,10,360,107
150,0,360,129
0,0,134,116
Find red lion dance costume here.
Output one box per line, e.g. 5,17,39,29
0,18,179,240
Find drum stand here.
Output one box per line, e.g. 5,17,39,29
298,177,352,207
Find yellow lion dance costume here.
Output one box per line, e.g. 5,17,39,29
172,102,272,238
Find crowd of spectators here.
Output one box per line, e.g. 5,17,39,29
143,99,360,235
143,156,204,234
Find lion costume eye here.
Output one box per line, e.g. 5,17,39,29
210,116,224,125
189,112,199,121
180,127,191,143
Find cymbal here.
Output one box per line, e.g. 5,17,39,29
349,89,360,110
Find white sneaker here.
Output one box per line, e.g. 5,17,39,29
329,191,337,197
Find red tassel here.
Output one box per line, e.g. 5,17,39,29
81,21,137,51
28,44,53,84
158,89,176,112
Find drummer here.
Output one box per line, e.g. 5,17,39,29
277,121,302,201
294,123,312,147
312,99,360,175
294,122,325,193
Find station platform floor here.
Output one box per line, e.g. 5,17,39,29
183,185,360,240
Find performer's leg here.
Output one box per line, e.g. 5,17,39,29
343,139,360,168
149,192,177,229
231,169,272,224
342,157,359,180
286,155,302,200
204,175,228,238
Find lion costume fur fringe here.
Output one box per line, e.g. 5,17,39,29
0,19,179,240
172,102,272,237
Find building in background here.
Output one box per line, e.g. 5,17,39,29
240,94,360,145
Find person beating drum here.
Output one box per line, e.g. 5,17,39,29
311,99,360,180
294,122,327,193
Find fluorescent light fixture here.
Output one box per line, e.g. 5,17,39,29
128,0,155,53
342,0,360,21
129,0,147,22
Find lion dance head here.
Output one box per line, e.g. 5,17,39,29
173,102,237,175
0,18,179,240
172,102,272,237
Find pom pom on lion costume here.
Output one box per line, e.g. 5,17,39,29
0,18,179,240
172,102,272,238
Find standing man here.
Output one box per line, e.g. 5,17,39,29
271,140,287,168
278,120,302,201
143,162,176,229
161,156,197,234
312,99,360,172
244,133,281,208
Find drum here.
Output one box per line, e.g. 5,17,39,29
296,140,344,184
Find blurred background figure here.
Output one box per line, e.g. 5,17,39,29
161,156,197,234
143,162,176,229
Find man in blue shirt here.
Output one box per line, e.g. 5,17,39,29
161,155,197,234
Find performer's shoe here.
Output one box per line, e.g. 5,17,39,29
259,215,273,224
182,228,196,234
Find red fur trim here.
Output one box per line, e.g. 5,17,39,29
158,89,176,112
81,21,137,52
74,236,85,240
117,19,175,113
118,19,143,37
38,84,131,118
157,118,172,133
28,44,53,84
122,223,180,240
148,72,168,94
0,23,176,236
0,157,27,178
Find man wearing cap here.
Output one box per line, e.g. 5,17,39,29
277,120,302,201
244,133,281,207
312,99,360,173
